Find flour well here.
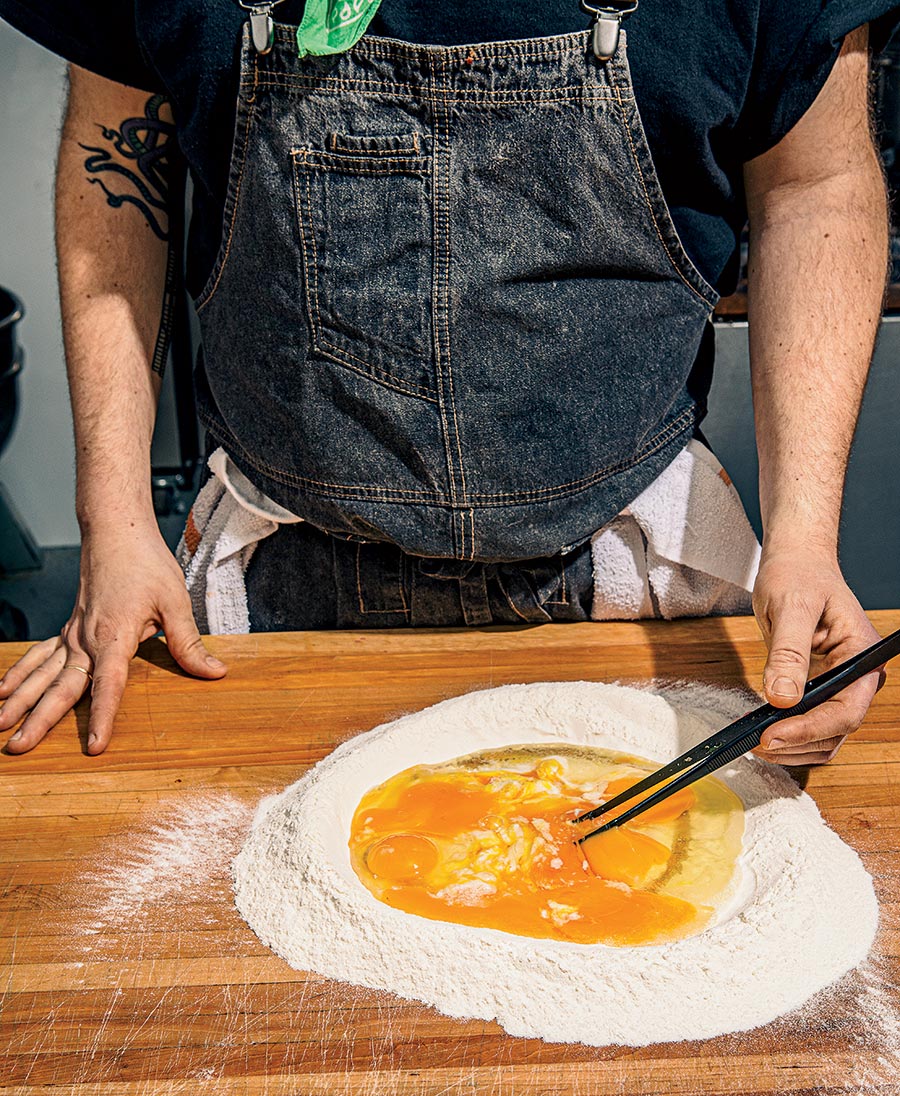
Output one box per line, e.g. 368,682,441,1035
232,681,879,1047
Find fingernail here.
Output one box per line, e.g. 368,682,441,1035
771,677,800,699
206,656,225,669
87,732,97,747
767,738,785,749
9,730,21,742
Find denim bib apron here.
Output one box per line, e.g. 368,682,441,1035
192,23,720,563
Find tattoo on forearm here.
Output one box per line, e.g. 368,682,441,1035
78,94,175,240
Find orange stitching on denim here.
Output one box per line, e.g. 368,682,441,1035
299,152,429,172
544,554,569,606
195,73,258,313
255,74,626,104
327,132,422,156
355,545,366,612
199,401,694,505
499,580,534,623
427,53,462,557
201,415,447,498
436,50,471,557
257,74,619,93
352,38,592,61
200,400,692,504
608,80,715,310
318,344,439,401
293,153,437,401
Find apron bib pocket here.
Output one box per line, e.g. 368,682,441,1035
292,135,435,399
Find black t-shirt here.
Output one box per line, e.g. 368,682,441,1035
2,1,899,300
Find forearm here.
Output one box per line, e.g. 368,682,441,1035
55,66,178,535
747,107,888,557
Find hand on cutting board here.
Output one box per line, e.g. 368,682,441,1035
0,524,226,755
750,548,885,766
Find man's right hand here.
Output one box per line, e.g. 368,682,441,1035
0,524,226,755
0,64,226,755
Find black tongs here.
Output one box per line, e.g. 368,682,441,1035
573,626,900,842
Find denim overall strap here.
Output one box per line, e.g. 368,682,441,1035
193,24,720,562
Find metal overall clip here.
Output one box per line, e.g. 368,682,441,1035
579,0,638,61
239,0,287,55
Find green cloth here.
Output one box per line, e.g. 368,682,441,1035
296,0,383,56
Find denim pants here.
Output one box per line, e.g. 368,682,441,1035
244,519,595,630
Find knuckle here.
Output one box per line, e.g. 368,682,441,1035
44,679,78,704
90,674,116,697
89,620,119,647
768,646,809,669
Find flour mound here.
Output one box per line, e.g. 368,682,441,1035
232,682,878,1046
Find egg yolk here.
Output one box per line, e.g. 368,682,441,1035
367,834,439,882
349,746,742,948
581,826,670,887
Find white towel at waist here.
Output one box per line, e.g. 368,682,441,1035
176,447,301,634
590,438,761,620
179,440,761,633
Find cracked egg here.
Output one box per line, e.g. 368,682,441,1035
349,744,744,946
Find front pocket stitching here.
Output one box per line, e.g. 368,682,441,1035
313,340,440,402
328,131,421,155
293,153,438,400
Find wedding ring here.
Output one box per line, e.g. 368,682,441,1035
66,664,93,681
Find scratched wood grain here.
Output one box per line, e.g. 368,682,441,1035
1,613,898,1095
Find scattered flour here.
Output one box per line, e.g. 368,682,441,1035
232,680,882,1047
84,794,254,927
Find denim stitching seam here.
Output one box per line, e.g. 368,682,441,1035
293,154,438,401
327,132,421,155
298,152,429,172
430,52,463,557
544,555,569,606
255,75,626,104
498,580,534,623
196,61,259,314
608,78,714,310
199,401,693,504
355,544,410,614
438,50,472,557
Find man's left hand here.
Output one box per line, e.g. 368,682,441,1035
750,548,886,765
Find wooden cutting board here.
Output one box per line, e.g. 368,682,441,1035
1,613,898,1095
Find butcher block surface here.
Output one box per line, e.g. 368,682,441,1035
1,612,899,1095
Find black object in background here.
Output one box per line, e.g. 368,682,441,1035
0,286,36,639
